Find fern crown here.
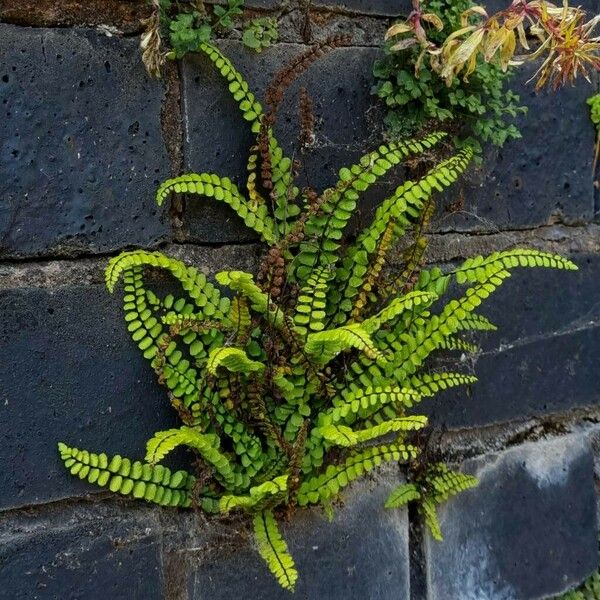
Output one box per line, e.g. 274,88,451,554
58,41,577,591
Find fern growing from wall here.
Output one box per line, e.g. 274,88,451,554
57,40,577,591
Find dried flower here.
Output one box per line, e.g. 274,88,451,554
385,0,600,89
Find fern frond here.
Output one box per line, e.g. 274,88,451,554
438,336,479,353
325,386,421,426
206,347,265,376
361,291,438,334
425,463,478,503
294,132,448,282
227,297,252,341
220,475,288,513
420,497,443,541
320,415,427,447
198,43,264,133
332,147,472,321
58,443,194,508
385,483,421,508
305,323,384,364
155,173,278,244
297,443,418,506
144,427,236,489
454,313,497,332
106,251,229,317
253,510,298,591
409,372,478,397
215,271,285,327
293,266,331,337
452,249,578,284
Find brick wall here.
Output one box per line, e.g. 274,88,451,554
0,1,598,598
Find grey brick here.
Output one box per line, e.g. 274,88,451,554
185,465,410,599
422,253,600,428
0,25,170,259
180,41,383,243
425,435,598,600
0,504,162,600
434,60,596,232
0,284,175,510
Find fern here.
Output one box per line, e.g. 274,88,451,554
57,43,578,591
253,510,298,591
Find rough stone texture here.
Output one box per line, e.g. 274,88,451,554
422,252,600,428
0,25,170,259
242,0,409,14
181,40,383,243
0,0,150,32
0,283,175,510
0,503,162,600
183,465,410,599
425,435,598,600
433,61,597,233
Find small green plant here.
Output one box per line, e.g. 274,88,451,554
58,41,577,591
373,0,527,153
587,92,600,174
558,569,600,599
242,17,279,53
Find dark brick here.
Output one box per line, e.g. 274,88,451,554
0,284,175,511
422,253,600,428
0,504,162,600
425,435,598,599
180,41,383,243
185,465,410,599
0,25,170,259
434,61,596,232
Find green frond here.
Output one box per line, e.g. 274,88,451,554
454,313,497,332
420,497,443,541
105,250,230,317
227,297,252,341
206,347,265,376
297,442,418,506
305,323,384,364
320,415,427,448
57,442,194,508
453,249,578,285
294,266,331,337
215,271,285,327
438,336,479,354
155,173,278,244
144,427,236,489
409,372,478,398
220,475,288,513
332,146,473,321
425,463,478,503
198,43,264,133
361,291,438,334
253,510,298,591
324,386,421,427
293,132,448,282
385,483,421,508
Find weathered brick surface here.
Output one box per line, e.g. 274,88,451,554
425,435,598,599
0,503,162,600
423,252,600,428
0,284,174,510
180,41,383,243
434,61,596,232
0,25,170,259
242,0,410,14
184,465,410,599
